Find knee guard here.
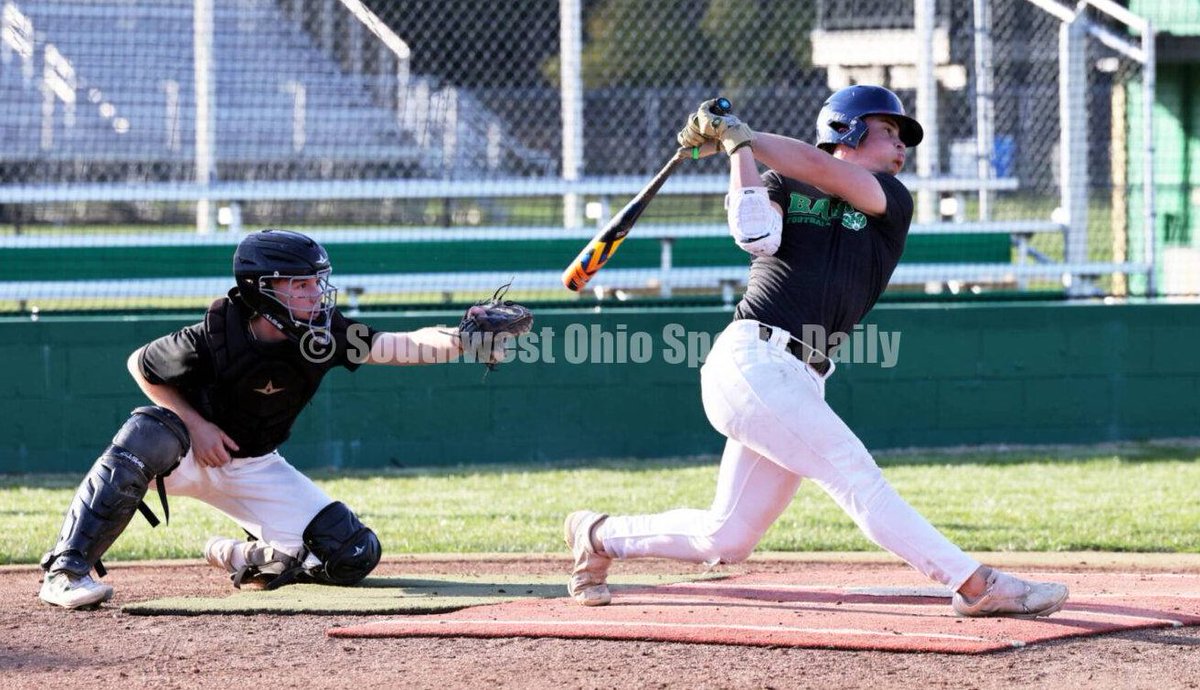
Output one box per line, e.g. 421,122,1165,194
41,407,190,577
112,406,191,476
298,501,381,586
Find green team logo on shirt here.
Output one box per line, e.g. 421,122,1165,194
842,210,868,230
786,192,866,231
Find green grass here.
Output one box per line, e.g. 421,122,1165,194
4,442,1198,565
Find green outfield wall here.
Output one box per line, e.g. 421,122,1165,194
1,301,1197,474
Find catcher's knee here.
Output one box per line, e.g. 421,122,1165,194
301,501,381,585
112,406,191,476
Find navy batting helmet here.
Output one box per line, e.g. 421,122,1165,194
233,229,337,341
815,85,923,153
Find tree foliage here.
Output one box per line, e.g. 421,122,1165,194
543,0,812,89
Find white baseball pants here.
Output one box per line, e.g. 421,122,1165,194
162,449,332,559
597,319,981,591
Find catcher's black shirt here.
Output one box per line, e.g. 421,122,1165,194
139,294,377,457
734,170,913,353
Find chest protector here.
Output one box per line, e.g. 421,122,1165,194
200,297,329,457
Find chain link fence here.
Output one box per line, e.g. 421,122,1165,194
0,0,1189,313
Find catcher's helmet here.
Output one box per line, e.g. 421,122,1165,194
815,85,923,153
233,229,337,341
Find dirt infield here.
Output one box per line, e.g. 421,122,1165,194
4,554,1200,689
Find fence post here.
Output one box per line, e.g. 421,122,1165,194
193,0,217,234
972,0,994,222
560,0,584,229
915,0,939,224
1059,15,1088,294
1141,20,1157,295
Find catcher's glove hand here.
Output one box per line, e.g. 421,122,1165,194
458,282,534,372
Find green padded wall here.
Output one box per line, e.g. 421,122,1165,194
1,302,1197,473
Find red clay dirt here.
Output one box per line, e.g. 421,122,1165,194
4,555,1200,689
329,571,1200,654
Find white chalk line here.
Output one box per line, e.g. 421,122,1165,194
609,596,1192,627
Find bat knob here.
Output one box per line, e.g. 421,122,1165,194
711,97,732,115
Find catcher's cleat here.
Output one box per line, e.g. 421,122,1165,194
204,537,294,588
952,570,1068,619
38,571,114,610
564,510,612,606
204,536,245,571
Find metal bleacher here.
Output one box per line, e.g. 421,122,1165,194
1,0,420,167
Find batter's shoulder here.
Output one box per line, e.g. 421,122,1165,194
873,171,913,202
869,172,915,233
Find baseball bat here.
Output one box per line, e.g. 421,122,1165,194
561,97,732,292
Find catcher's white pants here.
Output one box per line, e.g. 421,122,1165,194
162,449,332,559
598,319,981,591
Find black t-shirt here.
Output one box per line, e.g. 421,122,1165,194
139,297,377,457
734,170,913,353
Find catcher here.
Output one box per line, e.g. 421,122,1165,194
38,228,532,609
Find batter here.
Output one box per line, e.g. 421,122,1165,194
565,86,1069,619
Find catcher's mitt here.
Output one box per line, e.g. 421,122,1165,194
458,282,534,372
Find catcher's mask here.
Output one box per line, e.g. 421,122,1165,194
233,229,337,342
815,84,923,153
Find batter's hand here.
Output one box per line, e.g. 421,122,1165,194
694,103,754,156
681,140,722,159
675,121,725,159
188,418,239,467
676,113,708,149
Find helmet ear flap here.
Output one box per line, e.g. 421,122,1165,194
817,112,868,152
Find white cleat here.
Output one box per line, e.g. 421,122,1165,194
952,570,1069,619
204,536,290,582
564,510,612,606
204,536,247,572
38,571,114,610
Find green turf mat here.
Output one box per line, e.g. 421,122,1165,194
123,573,719,616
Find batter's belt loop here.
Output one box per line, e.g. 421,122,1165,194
757,324,831,376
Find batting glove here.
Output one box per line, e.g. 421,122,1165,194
694,105,755,156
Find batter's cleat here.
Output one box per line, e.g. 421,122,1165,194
38,571,114,610
952,570,1069,619
564,510,612,606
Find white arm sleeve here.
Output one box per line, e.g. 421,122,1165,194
725,186,782,257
